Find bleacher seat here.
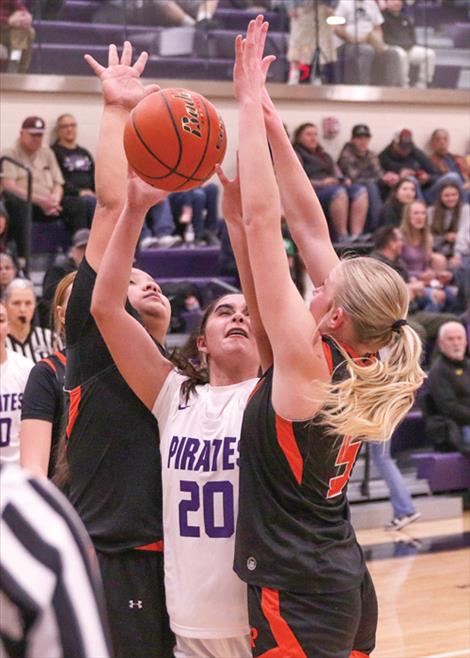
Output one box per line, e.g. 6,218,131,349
31,221,70,254
411,452,470,493
391,409,429,456
136,247,221,278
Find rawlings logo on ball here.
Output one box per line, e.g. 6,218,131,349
174,90,203,139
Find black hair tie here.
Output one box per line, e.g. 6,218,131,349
391,319,408,333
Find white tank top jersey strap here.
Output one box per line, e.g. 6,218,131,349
152,370,258,640
0,349,34,464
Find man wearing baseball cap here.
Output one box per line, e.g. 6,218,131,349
378,128,443,202
338,124,399,229
1,115,88,267
38,228,90,326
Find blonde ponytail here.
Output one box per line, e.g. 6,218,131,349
319,257,425,441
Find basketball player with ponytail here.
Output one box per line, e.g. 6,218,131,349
227,17,425,658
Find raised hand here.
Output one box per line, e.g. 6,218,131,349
126,168,168,211
84,41,160,110
216,160,243,226
234,15,276,103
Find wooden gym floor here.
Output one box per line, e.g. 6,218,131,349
356,511,470,658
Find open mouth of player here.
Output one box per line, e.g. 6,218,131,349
226,328,248,339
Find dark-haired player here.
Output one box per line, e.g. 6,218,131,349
62,42,173,658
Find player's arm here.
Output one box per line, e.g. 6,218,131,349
262,88,339,287
237,18,330,420
20,362,57,477
20,420,52,477
91,173,173,411
84,41,160,272
216,161,272,372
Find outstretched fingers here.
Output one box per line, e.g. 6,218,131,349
133,50,149,76
108,43,119,66
84,53,105,76
120,40,132,67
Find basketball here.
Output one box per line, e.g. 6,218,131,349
123,88,227,192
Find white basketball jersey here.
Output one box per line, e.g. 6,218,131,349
0,349,34,464
153,370,258,639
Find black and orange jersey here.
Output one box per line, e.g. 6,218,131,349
21,349,67,478
234,337,366,594
65,258,163,553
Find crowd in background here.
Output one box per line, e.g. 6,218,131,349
1,111,469,328
2,0,466,90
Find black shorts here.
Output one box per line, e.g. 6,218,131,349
248,568,377,658
97,549,174,658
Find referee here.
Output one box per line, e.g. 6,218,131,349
0,464,111,658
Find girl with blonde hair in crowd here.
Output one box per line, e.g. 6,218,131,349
227,17,425,658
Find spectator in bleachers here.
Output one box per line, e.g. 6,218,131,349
30,0,64,20
37,228,89,327
400,200,457,312
379,176,417,227
429,128,470,202
169,183,220,246
0,0,35,73
369,226,459,347
425,321,470,454
381,0,435,88
337,123,399,231
286,0,336,85
130,0,219,28
3,278,60,363
51,114,96,225
379,128,441,203
140,198,183,249
293,122,368,241
333,0,400,86
0,200,18,259
1,116,88,267
0,253,19,297
453,202,470,306
428,182,469,261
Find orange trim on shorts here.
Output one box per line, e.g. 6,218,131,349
134,540,164,552
66,385,81,440
258,588,307,658
275,415,303,486
350,651,370,658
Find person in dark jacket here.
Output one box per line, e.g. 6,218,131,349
382,0,435,88
424,321,470,454
293,122,368,241
379,128,444,203
52,114,96,224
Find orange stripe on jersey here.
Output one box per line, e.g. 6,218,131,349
134,540,164,552
321,341,334,375
275,415,303,485
66,386,82,440
258,588,307,658
55,351,67,365
41,357,57,373
350,651,370,658
248,377,265,403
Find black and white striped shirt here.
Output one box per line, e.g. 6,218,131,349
5,327,62,364
0,465,111,658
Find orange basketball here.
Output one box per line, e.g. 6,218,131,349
123,88,227,192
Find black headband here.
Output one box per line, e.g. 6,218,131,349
391,319,408,333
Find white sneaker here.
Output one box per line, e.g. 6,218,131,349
140,236,159,249
385,512,421,531
157,235,183,248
